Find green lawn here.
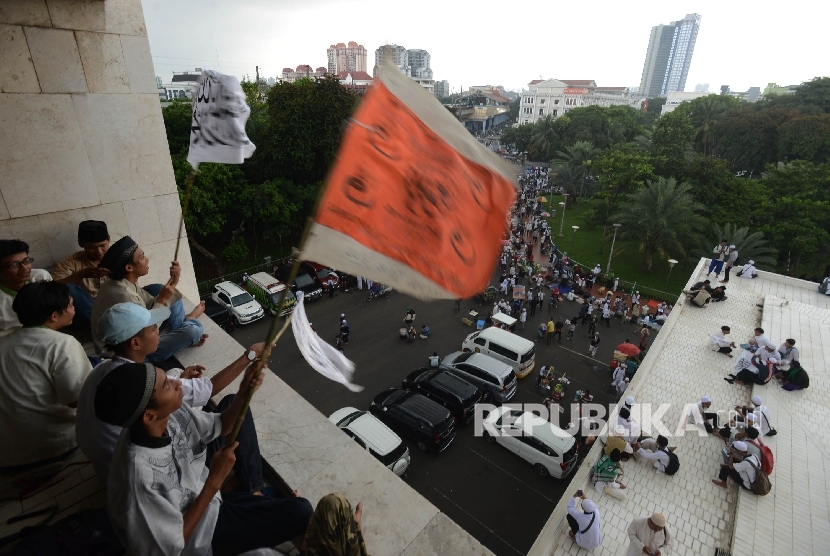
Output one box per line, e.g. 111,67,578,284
542,195,696,299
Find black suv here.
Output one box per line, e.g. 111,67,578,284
402,369,482,424
275,265,323,302
370,389,456,453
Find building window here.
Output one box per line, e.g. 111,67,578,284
540,98,545,104
539,109,544,116
553,109,558,116
554,99,559,105
526,97,534,104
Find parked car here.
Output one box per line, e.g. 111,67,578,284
211,281,265,325
202,296,234,333
275,265,323,302
483,406,578,479
369,389,456,453
329,407,410,476
300,261,339,292
245,272,296,316
440,351,517,403
402,368,482,424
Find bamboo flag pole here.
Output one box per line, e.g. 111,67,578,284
173,169,197,262
225,217,315,445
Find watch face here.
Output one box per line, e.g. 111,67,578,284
247,351,256,361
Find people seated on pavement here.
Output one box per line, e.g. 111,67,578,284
738,260,758,279
0,282,91,470
725,354,779,386
51,221,111,328
94,362,317,555
566,491,603,550
633,435,676,474
712,440,760,490
91,236,206,363
776,339,799,369
682,286,711,308
419,324,431,339
709,285,727,302
774,360,809,391
0,239,52,338
690,279,711,292
688,395,719,434
709,326,736,357
735,394,775,437
76,301,267,488
592,448,627,494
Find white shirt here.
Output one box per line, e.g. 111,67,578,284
636,446,671,473
0,326,91,466
626,516,673,556
740,263,756,278
733,454,760,489
709,331,731,351
0,269,52,338
429,355,439,367
76,357,213,483
567,498,602,549
108,405,222,555
753,405,774,436
777,343,799,364
612,366,626,387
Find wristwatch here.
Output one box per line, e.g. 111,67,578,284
245,350,259,362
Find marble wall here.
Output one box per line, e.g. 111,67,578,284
0,0,198,301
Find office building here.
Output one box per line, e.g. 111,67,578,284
518,79,638,125
694,83,709,92
434,80,450,98
281,65,328,83
639,13,702,98
373,45,435,93
327,42,368,75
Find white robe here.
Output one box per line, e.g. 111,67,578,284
567,498,602,550
625,516,673,556
740,263,757,278
708,331,731,351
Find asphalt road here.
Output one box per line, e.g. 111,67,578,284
230,286,640,555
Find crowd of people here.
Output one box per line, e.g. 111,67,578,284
0,223,368,555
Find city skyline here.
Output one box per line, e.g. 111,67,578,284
142,0,827,94
640,14,702,98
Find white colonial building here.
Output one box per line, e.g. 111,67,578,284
518,79,640,125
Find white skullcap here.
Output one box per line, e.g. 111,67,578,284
581,499,598,513
625,396,635,406
733,441,748,452
748,260,755,265
701,396,712,403
751,395,763,405
729,245,736,249
746,413,758,423
768,357,779,364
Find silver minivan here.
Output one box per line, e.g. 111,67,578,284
329,407,410,476
440,351,517,403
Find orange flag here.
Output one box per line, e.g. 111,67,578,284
301,60,517,300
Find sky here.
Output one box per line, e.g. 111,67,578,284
143,0,828,94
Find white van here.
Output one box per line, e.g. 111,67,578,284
329,407,410,476
462,327,535,378
483,406,578,478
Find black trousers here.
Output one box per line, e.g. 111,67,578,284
723,265,732,282
212,491,314,555
567,514,580,534
205,395,263,494
718,346,733,354
702,412,719,433
718,465,750,489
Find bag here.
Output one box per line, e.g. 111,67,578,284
580,512,596,535
747,456,771,496
746,438,774,474
662,449,680,476
343,325,351,334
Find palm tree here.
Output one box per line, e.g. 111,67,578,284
689,223,777,270
612,177,707,271
687,96,729,156
551,141,600,212
529,115,558,161
550,164,582,200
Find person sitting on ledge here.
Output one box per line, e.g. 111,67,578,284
0,239,52,338
738,260,758,279
91,236,206,363
77,302,267,489
774,360,810,391
51,220,112,328
0,282,91,470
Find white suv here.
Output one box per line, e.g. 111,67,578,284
211,281,264,325
329,407,410,476
482,406,578,479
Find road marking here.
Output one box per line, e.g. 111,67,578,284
428,486,526,556
466,447,559,505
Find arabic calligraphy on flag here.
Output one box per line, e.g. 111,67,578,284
301,60,517,300
187,70,256,169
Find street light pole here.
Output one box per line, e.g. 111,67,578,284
571,225,579,252
558,195,568,236
667,259,678,286
606,223,622,275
